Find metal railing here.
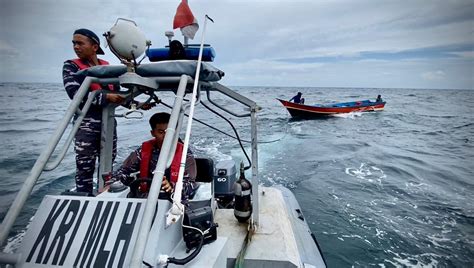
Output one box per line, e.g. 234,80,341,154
0,72,260,267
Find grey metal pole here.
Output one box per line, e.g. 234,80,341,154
129,75,190,267
0,77,94,246
251,106,259,226
96,104,117,194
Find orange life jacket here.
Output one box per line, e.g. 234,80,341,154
140,139,184,184
71,58,113,91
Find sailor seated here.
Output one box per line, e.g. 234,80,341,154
105,112,198,199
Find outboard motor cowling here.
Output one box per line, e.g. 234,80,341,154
233,162,252,223
214,160,237,206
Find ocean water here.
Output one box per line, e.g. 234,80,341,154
0,82,473,267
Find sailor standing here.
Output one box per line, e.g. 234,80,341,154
62,28,125,195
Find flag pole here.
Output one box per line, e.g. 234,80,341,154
166,14,213,227
183,0,190,45
184,0,188,45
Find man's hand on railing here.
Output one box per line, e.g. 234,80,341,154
106,93,126,104
99,172,114,193
139,102,156,110
161,176,174,193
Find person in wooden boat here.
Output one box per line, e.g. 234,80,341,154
289,92,304,104
106,112,198,199
63,28,154,195
376,95,383,102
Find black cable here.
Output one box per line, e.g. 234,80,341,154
167,230,204,265
142,260,153,267
132,51,137,67
160,101,248,141
200,101,252,170
158,101,284,144
138,44,151,65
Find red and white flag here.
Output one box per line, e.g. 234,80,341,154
173,1,199,39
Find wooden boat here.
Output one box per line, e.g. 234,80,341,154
278,98,386,118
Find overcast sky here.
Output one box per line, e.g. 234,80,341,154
1,0,473,89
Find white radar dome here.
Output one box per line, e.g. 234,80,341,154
108,19,147,61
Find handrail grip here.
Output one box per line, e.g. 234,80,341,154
43,90,100,171
205,89,251,117
0,252,21,265
0,77,94,246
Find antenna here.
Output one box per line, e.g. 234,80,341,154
165,31,174,45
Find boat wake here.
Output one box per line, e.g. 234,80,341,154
3,222,29,254
345,163,386,184
332,112,363,119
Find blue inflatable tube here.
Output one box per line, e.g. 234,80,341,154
147,44,216,62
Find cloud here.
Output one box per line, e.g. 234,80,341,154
421,70,446,81
0,40,19,58
0,0,473,89
450,51,474,59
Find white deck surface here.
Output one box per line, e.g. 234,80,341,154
214,186,301,267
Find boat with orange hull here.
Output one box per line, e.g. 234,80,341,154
278,98,386,118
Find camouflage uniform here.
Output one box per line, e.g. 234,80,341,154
63,60,117,194
110,146,198,200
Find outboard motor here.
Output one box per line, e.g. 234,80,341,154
233,162,252,223
214,160,237,207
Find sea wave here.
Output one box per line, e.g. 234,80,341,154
0,84,473,267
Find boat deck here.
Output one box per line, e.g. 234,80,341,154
214,187,301,267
